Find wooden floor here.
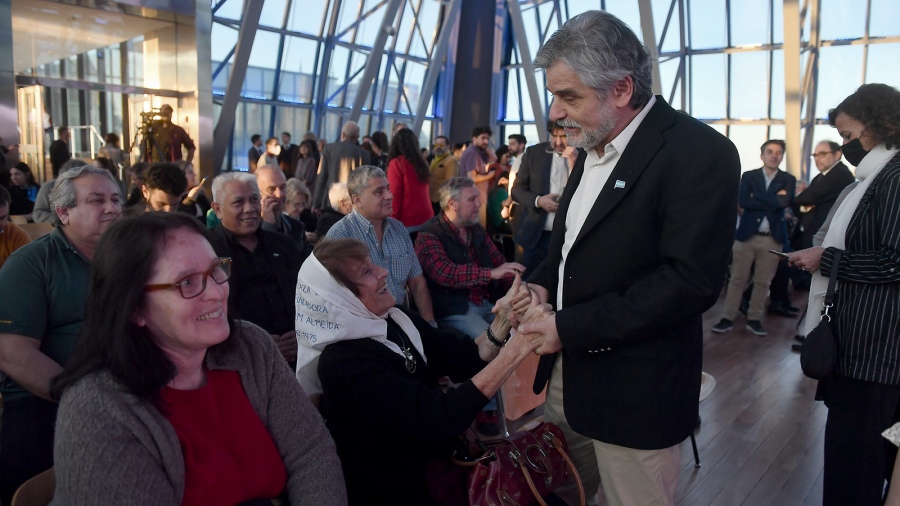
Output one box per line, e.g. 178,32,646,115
673,290,827,506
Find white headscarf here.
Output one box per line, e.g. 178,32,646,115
294,254,426,395
804,144,899,335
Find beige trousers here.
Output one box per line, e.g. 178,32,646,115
543,358,681,506
722,234,781,321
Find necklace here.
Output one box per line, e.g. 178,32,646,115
396,329,417,373
387,318,417,373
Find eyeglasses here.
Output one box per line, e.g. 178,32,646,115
812,150,837,158
144,257,232,299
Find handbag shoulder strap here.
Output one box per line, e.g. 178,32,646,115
823,249,843,306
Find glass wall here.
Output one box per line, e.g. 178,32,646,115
211,0,450,171
498,0,900,180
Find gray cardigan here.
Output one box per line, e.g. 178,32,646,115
51,321,347,505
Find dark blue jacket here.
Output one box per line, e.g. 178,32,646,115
735,168,796,244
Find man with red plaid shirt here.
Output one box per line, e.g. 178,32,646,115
414,177,525,339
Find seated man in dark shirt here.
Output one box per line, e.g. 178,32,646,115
255,165,311,260
208,172,301,366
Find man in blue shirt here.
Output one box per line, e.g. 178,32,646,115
327,166,436,325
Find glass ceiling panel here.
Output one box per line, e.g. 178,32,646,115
730,52,769,119
816,45,864,118
690,54,726,119
688,0,726,49
820,0,867,40
869,0,900,37
210,23,238,63
247,30,281,71
730,0,769,46
259,0,288,28
287,1,326,36
865,43,900,88
214,0,244,20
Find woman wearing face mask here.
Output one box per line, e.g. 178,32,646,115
257,137,281,172
788,83,900,505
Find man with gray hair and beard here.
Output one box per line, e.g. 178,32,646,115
312,120,371,212
0,165,121,504
516,11,740,505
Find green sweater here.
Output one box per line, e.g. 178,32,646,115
51,321,347,505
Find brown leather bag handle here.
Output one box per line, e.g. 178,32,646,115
503,430,586,506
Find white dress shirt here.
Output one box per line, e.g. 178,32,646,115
557,96,657,309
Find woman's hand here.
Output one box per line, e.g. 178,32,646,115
788,246,825,273
504,296,553,356
492,273,531,327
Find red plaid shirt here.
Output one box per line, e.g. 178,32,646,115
414,214,506,306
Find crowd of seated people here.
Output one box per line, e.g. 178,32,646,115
5,57,900,505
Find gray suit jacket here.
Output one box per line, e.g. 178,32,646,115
313,140,371,210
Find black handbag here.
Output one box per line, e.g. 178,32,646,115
800,250,842,380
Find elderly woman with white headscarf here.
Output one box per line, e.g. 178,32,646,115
295,238,548,505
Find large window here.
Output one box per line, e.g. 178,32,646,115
211,0,450,171
498,0,900,179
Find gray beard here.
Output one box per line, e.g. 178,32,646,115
557,100,617,150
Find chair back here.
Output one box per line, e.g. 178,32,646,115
18,223,54,241
11,468,54,506
9,215,28,225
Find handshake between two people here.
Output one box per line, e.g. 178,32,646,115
486,273,563,360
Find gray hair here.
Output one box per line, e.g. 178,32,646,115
347,165,386,197
286,178,312,203
341,121,360,140
328,182,350,210
534,10,653,109
212,171,258,203
439,177,476,210
49,165,120,226
60,158,90,175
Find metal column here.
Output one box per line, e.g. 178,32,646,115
0,0,18,147
799,0,822,182
782,0,802,178
413,0,461,135
507,0,547,141
212,0,264,172
349,0,405,123
637,0,664,96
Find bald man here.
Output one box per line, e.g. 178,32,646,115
256,165,312,260
312,121,371,211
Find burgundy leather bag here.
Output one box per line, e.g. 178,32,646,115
467,422,585,506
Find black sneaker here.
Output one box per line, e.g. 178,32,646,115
746,320,767,336
711,318,733,333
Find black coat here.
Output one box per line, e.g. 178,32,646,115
511,143,555,251
792,162,855,249
318,308,488,505
532,97,740,450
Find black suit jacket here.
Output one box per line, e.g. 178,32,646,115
511,143,554,250
531,97,740,450
792,162,855,249
209,225,302,335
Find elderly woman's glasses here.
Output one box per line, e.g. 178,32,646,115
144,258,232,299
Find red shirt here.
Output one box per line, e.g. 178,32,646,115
414,213,507,306
157,370,286,506
388,155,434,227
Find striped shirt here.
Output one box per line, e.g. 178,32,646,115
821,153,900,384
326,209,423,304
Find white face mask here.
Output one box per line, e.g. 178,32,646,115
271,145,282,156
